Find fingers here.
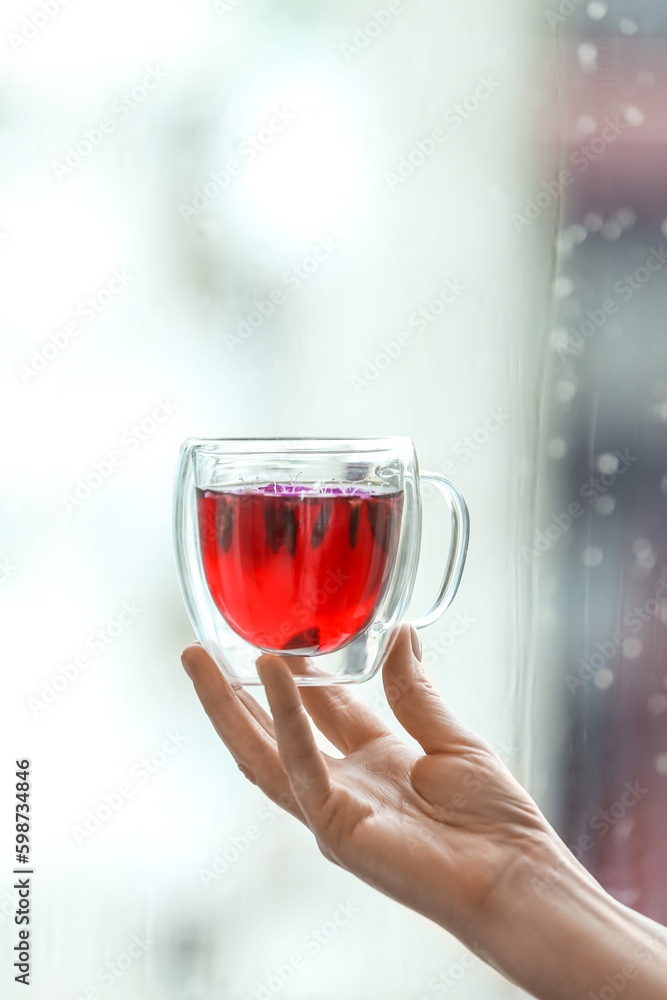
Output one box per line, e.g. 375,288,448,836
257,654,333,816
181,644,302,819
236,689,276,740
383,625,485,756
284,656,392,755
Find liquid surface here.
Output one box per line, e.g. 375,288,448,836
197,486,403,654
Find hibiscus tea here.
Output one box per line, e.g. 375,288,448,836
197,485,403,654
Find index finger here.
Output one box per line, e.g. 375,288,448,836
181,644,301,817
257,654,333,817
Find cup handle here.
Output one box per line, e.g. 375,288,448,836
410,472,470,631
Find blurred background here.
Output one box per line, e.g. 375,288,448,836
0,0,664,998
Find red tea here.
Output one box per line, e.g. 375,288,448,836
197,485,403,654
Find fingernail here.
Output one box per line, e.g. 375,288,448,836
256,655,271,685
256,653,283,673
410,625,423,662
181,650,193,678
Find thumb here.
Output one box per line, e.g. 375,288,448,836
382,625,488,755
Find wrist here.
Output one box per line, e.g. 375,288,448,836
475,831,667,1000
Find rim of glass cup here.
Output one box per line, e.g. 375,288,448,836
181,436,416,457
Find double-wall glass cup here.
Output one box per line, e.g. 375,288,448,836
174,437,469,685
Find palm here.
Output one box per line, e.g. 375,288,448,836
182,626,550,943
317,735,546,939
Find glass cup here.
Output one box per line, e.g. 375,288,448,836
173,437,469,685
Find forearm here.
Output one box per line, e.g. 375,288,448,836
479,835,667,1000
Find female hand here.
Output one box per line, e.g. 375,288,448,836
181,625,667,1000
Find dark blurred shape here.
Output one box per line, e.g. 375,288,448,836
551,1,667,923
